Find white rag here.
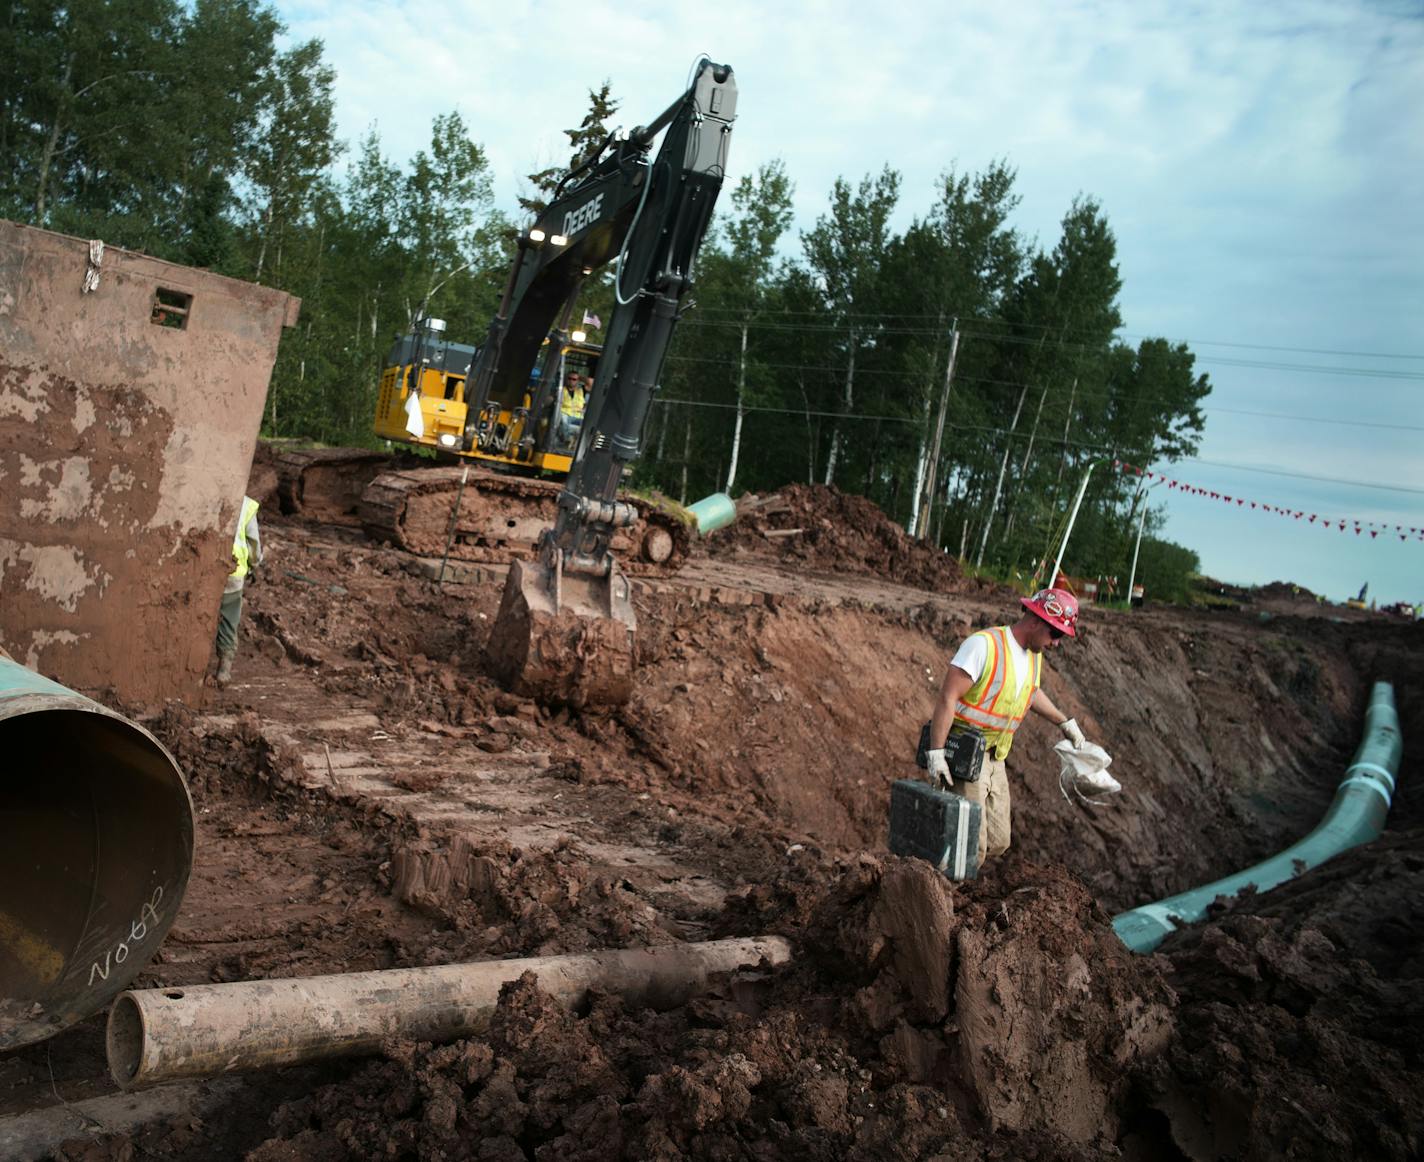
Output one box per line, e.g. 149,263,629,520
1054,740,1122,797
404,389,425,438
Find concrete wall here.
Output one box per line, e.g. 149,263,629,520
0,221,299,703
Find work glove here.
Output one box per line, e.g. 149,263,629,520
926,748,952,790
1059,718,1087,749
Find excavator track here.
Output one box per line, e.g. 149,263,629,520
359,466,694,573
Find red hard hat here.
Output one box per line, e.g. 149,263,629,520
1021,587,1079,637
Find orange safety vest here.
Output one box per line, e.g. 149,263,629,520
952,625,1042,760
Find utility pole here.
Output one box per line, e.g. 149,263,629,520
975,381,1028,568
1050,460,1099,589
913,323,960,541
1126,499,1149,609
725,318,750,492
1125,474,1160,609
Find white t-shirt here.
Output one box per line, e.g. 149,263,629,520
951,628,1033,697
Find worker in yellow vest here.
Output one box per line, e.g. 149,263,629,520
924,587,1094,867
558,370,589,443
214,495,263,687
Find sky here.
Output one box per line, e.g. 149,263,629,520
274,0,1424,607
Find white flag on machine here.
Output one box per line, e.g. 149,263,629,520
404,389,424,438
582,311,602,330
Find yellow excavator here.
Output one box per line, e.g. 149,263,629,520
363,58,739,709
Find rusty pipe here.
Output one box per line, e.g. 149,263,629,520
109,935,792,1088
0,656,193,1051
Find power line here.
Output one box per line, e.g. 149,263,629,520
679,318,1424,380
1125,336,1424,361
663,354,1419,433
652,394,1424,498
1177,457,1424,497
689,306,1424,361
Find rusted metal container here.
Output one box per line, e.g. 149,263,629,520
0,220,299,703
0,655,193,1050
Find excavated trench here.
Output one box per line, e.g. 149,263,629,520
2,481,1421,1161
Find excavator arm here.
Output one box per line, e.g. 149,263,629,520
486,59,737,708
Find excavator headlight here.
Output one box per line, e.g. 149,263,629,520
438,434,458,448
550,234,569,247
529,228,546,242
571,330,587,344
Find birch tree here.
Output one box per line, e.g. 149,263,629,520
801,167,900,487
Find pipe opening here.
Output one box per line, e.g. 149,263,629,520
0,692,193,1050
106,993,145,1087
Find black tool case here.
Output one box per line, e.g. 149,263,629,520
888,779,982,880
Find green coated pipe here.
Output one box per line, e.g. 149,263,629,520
0,656,194,1049
1113,681,1402,954
686,492,737,535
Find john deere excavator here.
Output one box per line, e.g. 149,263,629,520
367,58,738,708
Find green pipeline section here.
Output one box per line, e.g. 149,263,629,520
1113,681,1403,954
0,656,194,1049
687,492,737,536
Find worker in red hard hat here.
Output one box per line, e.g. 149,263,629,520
923,586,1095,867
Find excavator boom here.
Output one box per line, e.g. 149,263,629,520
487,59,737,708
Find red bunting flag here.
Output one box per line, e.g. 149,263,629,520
1111,460,1415,548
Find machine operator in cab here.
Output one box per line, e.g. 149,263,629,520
559,369,589,443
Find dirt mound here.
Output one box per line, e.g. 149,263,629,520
1258,580,1319,601
241,853,1174,1160
1142,828,1424,1160
706,484,983,594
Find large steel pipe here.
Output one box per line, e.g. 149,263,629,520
109,935,792,1088
0,655,194,1049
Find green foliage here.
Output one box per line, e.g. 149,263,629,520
1134,537,1201,604
2,18,1212,595
519,81,619,219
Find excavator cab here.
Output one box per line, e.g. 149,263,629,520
470,338,601,473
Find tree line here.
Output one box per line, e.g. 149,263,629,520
3,1,1207,600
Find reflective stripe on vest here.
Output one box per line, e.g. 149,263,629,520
230,495,259,580
952,625,1042,758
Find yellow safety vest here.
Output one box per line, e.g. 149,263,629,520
564,387,587,420
229,496,260,580
952,625,1042,760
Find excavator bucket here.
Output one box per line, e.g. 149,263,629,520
486,557,636,709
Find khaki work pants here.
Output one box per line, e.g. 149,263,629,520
959,752,1011,867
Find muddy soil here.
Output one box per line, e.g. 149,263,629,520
3,476,1421,1161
